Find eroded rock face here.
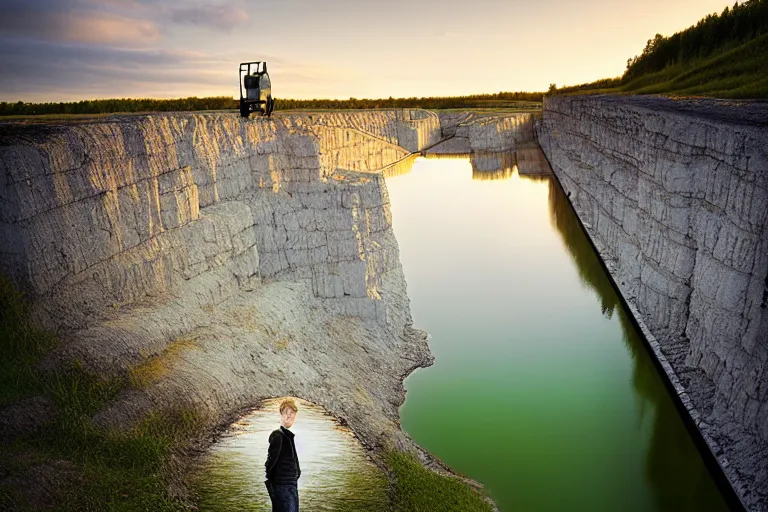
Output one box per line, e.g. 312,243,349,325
0,109,441,463
465,114,534,152
537,95,768,510
435,111,534,152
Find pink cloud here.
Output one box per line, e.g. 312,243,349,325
60,11,161,45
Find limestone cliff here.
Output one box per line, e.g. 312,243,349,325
0,110,454,484
435,111,534,152
537,95,768,511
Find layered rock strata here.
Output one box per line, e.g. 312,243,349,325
434,111,535,153
0,110,487,504
537,95,768,511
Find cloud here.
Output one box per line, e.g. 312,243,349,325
0,0,257,49
83,0,146,8
61,11,161,45
0,36,289,101
0,0,161,46
167,2,250,30
0,39,210,97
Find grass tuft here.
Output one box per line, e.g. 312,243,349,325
386,450,494,512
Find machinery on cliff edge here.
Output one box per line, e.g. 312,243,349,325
239,61,274,118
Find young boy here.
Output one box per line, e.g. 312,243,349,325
264,398,301,512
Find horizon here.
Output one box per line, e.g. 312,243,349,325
0,0,736,103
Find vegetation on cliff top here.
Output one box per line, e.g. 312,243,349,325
0,275,494,511
549,0,768,98
0,92,542,118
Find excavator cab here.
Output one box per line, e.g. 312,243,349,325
239,61,274,118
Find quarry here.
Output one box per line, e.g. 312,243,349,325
1,98,766,510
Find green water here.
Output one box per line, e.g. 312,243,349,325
388,155,729,512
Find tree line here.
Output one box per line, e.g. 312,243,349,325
0,91,543,117
276,91,543,110
550,0,768,95
624,0,768,80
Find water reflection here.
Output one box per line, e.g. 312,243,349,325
390,152,728,511
471,152,516,180
547,177,729,512
194,397,387,512
516,147,554,178
382,154,419,179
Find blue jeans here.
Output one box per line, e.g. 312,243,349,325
265,481,299,512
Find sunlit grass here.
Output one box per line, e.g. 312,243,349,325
555,33,768,99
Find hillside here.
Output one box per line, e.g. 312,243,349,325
553,0,768,98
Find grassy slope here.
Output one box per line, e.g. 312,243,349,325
621,32,768,98
0,277,199,511
557,33,768,98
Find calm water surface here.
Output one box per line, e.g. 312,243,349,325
388,154,729,512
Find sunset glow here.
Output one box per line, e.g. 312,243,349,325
0,0,735,101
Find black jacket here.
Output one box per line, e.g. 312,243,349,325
265,426,301,484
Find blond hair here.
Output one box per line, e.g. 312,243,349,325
279,398,298,414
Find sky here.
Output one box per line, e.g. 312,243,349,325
0,0,734,102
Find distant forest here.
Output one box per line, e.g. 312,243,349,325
0,92,543,117
553,0,768,98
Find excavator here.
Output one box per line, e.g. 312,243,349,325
239,61,275,118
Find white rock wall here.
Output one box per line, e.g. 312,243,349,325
0,110,439,332
0,109,494,509
537,94,768,510
285,109,441,153
463,114,534,152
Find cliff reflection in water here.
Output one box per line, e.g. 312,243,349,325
546,175,729,511
392,151,730,511
470,147,554,182
382,154,419,179
470,152,515,180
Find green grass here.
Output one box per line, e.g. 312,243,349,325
1,374,199,511
554,32,768,99
0,274,200,511
0,94,544,118
0,275,58,406
386,450,494,512
621,32,768,98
